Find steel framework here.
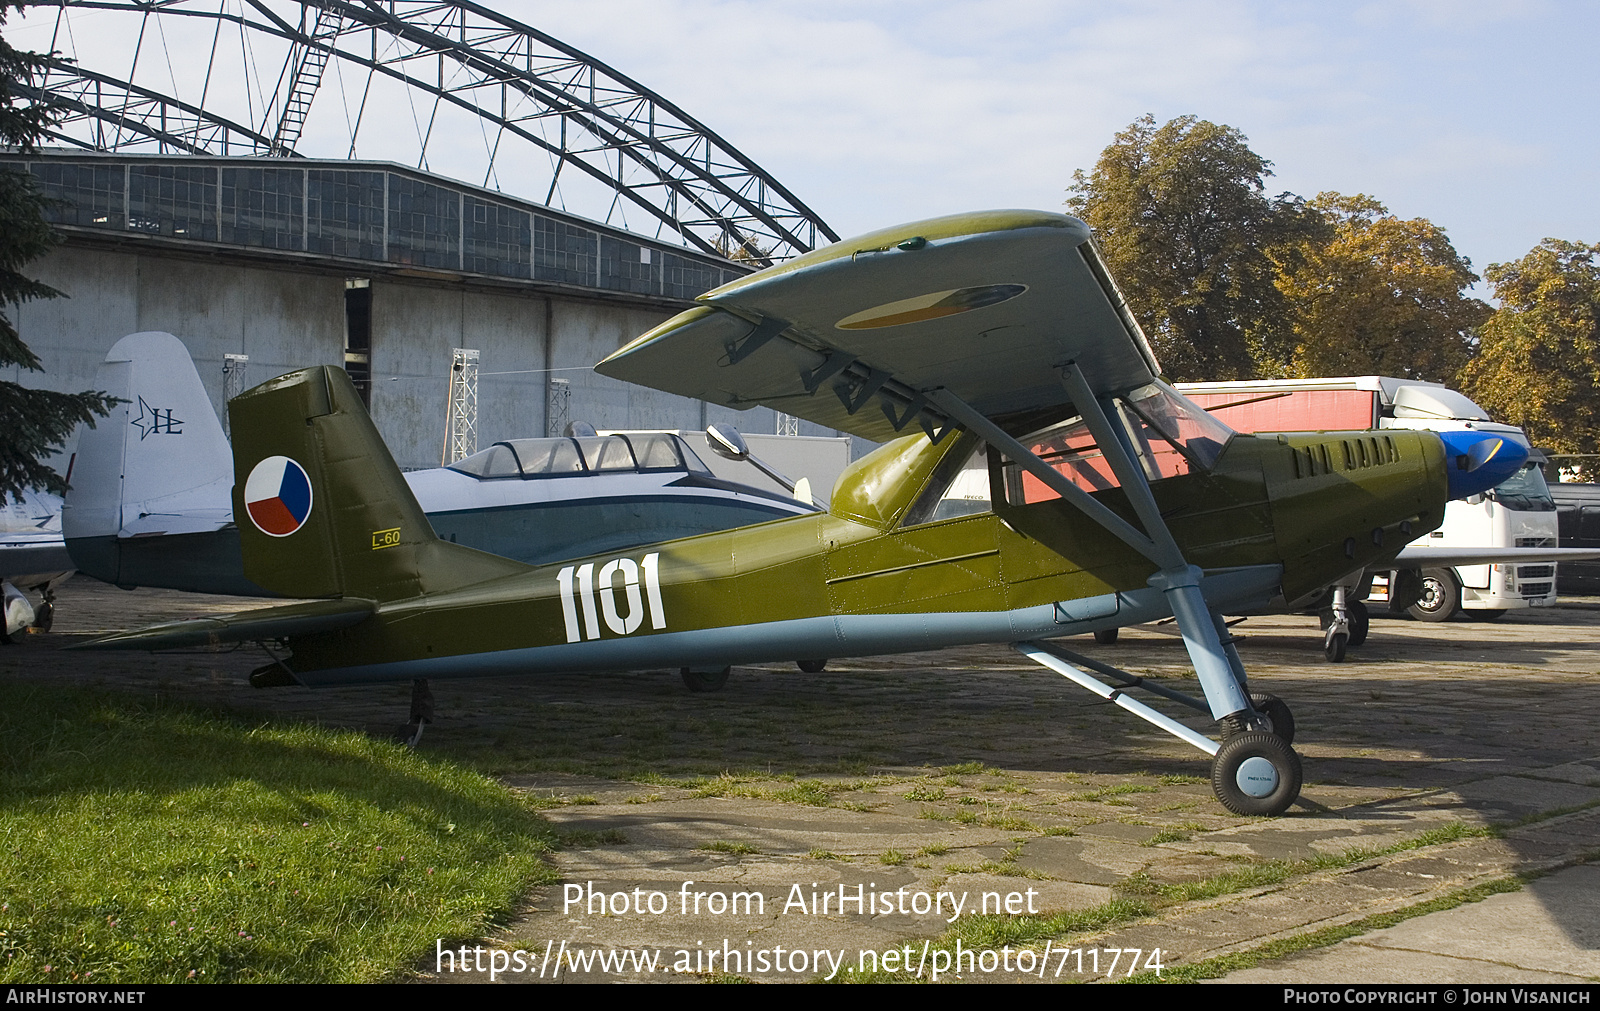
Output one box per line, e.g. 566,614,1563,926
20,1,837,264
443,347,478,464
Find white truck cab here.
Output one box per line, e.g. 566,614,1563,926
1177,376,1556,620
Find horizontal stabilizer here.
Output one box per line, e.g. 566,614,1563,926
70,597,376,651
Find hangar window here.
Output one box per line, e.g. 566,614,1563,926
464,196,531,278
662,252,722,300
129,165,217,240
602,236,657,295
534,215,598,286
389,175,461,269
222,166,303,250
308,170,385,260
30,161,124,229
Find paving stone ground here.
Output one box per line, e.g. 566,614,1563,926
9,583,1600,983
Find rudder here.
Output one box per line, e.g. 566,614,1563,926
229,367,526,601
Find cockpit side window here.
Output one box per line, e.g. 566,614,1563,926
997,381,1234,507
902,437,993,527
629,433,687,470
1000,417,1120,505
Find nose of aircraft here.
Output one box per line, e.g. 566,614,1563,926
1435,430,1528,500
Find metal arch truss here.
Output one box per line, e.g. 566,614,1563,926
24,0,838,265
18,59,282,156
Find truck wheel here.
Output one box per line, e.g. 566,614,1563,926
1407,569,1461,623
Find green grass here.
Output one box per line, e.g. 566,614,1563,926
0,684,555,983
698,840,759,855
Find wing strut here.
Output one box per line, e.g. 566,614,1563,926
930,367,1257,725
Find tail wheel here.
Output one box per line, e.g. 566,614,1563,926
1211,731,1303,816
796,659,827,673
1407,568,1461,623
681,667,730,692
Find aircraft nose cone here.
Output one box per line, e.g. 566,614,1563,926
1437,430,1528,500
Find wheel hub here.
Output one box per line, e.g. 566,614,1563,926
1235,756,1279,797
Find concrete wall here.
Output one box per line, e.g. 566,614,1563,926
11,243,840,474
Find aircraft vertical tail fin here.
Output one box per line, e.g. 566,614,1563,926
63,332,236,584
229,367,528,602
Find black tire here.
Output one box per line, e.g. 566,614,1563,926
796,659,827,673
1408,568,1461,623
1468,609,1507,621
31,601,53,633
1346,599,1369,647
1093,628,1119,645
1211,731,1303,816
681,667,730,692
1250,692,1295,745
1324,631,1347,663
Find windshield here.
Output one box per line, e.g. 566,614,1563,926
1122,380,1235,471
1488,462,1556,512
447,433,709,479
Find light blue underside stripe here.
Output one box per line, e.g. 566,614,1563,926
290,565,1282,686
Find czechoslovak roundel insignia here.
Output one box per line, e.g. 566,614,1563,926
244,456,313,537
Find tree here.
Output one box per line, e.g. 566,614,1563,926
1458,239,1600,471
1067,114,1322,381
1274,193,1490,381
0,5,114,502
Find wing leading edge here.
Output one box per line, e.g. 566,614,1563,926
596,211,1162,442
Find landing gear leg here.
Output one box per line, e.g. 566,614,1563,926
32,588,55,633
1322,585,1351,662
394,678,434,747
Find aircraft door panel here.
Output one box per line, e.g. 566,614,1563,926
824,515,1001,615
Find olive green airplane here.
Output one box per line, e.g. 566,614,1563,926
78,210,1455,816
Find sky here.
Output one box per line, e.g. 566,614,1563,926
10,0,1600,286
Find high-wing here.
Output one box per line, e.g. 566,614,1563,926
596,211,1161,443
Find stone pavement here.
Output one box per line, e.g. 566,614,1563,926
8,583,1600,983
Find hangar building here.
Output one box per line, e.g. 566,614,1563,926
7,0,842,472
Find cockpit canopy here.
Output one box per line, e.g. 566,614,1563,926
447,433,715,480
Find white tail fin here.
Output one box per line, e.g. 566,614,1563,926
63,332,234,541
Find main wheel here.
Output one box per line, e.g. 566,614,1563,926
31,601,53,633
1346,599,1369,647
681,667,730,692
1408,569,1462,623
1324,631,1348,663
796,659,827,673
1211,731,1302,816
1093,628,1119,645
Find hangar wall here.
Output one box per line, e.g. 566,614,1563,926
12,244,795,473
